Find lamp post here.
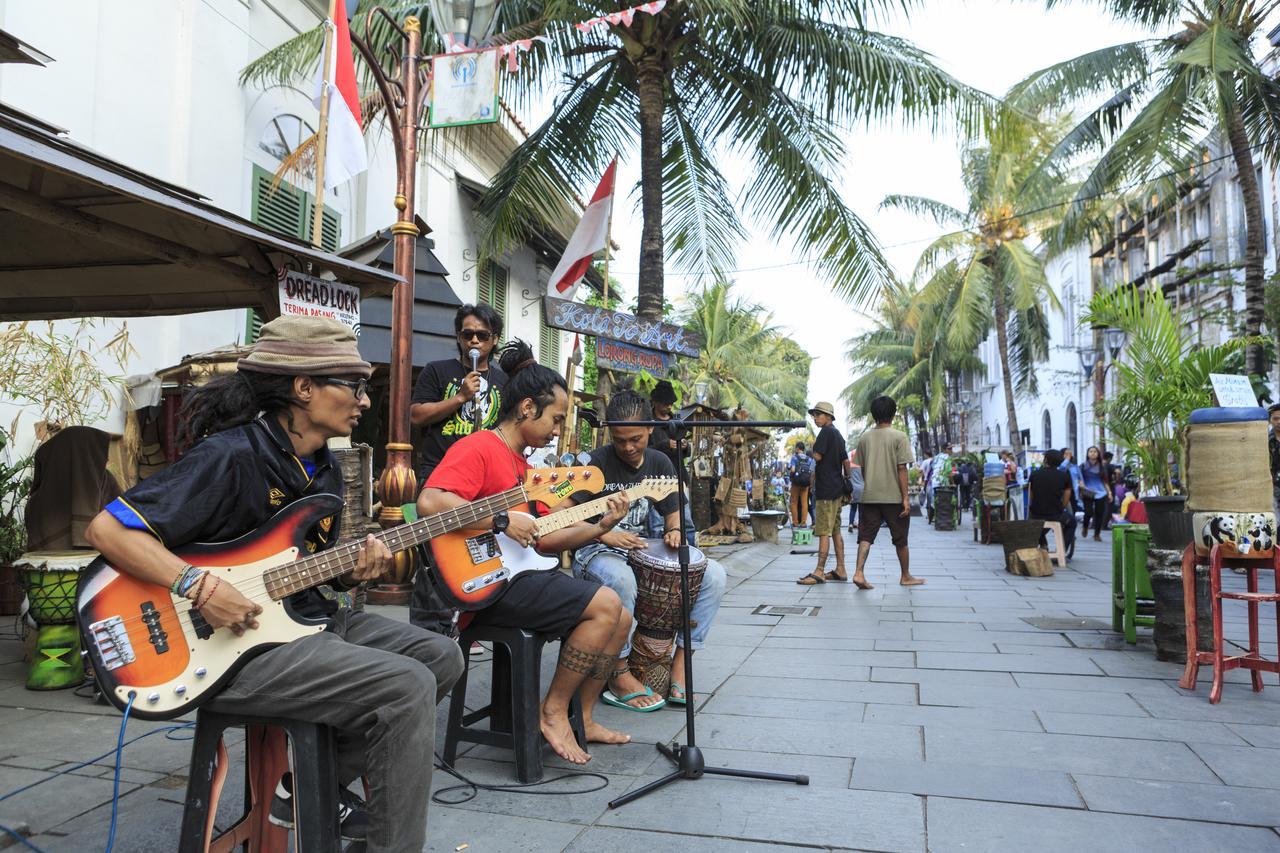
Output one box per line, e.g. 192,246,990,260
350,3,500,603
1079,328,1126,451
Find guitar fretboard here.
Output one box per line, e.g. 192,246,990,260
533,482,673,535
262,484,530,599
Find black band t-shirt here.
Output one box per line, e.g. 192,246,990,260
1029,467,1073,518
582,446,680,535
812,423,848,501
411,357,507,476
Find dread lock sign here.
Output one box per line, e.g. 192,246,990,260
277,268,361,334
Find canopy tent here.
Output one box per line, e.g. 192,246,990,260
0,102,400,321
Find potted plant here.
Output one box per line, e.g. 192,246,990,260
0,428,33,614
1083,286,1252,550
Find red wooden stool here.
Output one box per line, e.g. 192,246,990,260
1179,543,1280,704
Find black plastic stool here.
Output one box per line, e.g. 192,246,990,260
178,708,342,853
443,624,586,783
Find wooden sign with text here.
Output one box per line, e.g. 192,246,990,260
542,296,700,358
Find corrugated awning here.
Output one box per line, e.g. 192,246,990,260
0,102,401,321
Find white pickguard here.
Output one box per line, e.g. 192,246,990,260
493,532,560,576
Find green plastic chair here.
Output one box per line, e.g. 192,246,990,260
1111,524,1155,643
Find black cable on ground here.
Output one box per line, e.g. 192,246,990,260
431,752,610,806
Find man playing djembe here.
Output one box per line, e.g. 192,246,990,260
569,390,727,711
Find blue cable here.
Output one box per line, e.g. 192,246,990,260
103,691,135,853
0,692,194,853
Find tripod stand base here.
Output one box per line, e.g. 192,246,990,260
607,742,809,809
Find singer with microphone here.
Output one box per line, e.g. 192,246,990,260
410,304,508,636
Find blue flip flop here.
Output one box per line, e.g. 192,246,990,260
602,687,666,712
667,681,688,706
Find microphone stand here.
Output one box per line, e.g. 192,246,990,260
606,417,810,809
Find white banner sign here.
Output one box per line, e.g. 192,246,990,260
277,268,361,334
429,49,499,128
1209,373,1258,408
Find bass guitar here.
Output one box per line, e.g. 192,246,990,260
76,466,602,720
429,477,679,610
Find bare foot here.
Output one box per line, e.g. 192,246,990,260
608,670,664,709
585,721,631,745
540,708,591,764
900,575,926,586
852,574,874,590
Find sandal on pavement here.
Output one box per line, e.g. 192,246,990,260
602,687,666,712
796,572,826,585
823,570,849,582
668,681,687,705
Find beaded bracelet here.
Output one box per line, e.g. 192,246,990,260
187,571,209,604
196,577,221,610
179,568,205,598
170,564,202,596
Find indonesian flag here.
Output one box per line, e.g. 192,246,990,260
313,0,367,190
547,159,617,301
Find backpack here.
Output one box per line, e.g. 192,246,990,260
790,456,813,487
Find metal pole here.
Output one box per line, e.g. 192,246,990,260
370,15,425,604
311,4,336,248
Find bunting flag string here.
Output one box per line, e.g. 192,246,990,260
489,1,669,73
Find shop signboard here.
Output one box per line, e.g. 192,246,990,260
1209,373,1258,408
595,338,673,374
542,296,700,358
277,267,361,333
428,49,500,128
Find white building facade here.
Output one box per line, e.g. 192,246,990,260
0,0,574,457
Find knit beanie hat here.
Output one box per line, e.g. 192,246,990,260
237,316,372,378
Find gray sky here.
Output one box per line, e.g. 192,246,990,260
597,1,1158,426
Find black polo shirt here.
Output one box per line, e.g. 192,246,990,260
105,415,343,620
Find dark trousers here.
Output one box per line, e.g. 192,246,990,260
1082,495,1109,535
958,483,972,511
847,502,859,528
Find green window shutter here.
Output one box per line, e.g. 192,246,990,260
305,204,342,252
245,308,265,344
539,320,560,368
477,261,508,321
251,164,306,239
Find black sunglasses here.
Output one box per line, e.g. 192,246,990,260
319,377,369,399
458,329,494,342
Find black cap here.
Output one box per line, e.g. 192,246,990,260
651,380,677,405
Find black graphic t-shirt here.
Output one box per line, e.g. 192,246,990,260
582,445,680,535
412,357,507,476
812,423,848,501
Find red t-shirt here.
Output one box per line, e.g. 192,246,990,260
426,429,529,500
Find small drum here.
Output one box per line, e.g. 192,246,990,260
15,551,96,691
626,540,707,695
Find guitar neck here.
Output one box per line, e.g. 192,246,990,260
533,483,668,537
264,485,529,599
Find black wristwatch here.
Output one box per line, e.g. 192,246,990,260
492,511,510,535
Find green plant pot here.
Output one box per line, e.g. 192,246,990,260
1143,495,1194,550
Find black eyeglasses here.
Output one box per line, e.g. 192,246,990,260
458,329,494,342
319,377,369,399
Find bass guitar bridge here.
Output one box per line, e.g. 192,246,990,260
88,616,136,672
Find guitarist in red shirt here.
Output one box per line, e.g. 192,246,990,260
415,339,634,765
84,317,465,852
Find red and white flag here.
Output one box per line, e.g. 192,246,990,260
547,159,617,302
313,0,367,190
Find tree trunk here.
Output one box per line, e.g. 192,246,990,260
635,58,666,322
1226,106,1266,376
992,272,1024,454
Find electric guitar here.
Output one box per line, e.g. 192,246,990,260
429,477,679,610
75,467,602,720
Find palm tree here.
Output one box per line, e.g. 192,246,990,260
242,3,989,322
1017,0,1280,375
675,281,808,419
881,115,1065,454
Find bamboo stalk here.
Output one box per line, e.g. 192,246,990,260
310,1,337,249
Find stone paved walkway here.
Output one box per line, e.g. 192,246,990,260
2,516,1280,851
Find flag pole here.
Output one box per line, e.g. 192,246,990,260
310,0,337,248
601,159,614,306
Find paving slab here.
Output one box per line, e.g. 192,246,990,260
917,651,1106,675
697,693,865,723
693,713,923,761
1189,743,1280,789
871,666,1016,688
919,683,1150,716
425,806,586,852
923,726,1220,781
862,703,1043,733
715,674,917,705
564,827,787,853
1011,672,1182,695
597,776,925,852
1074,774,1280,827
1226,722,1280,749
925,796,1280,853
0,764,140,835
849,756,1082,807
1037,710,1250,746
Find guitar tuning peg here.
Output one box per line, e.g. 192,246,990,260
536,451,557,468
560,452,575,466
576,452,593,465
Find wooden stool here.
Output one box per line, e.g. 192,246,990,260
1179,544,1280,704
1041,521,1068,568
178,710,342,853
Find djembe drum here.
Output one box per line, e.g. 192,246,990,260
626,540,707,695
16,551,94,690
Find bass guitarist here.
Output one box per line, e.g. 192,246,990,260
84,316,464,852
412,339,634,765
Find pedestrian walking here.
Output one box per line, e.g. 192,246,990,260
797,401,852,585
846,447,863,532
849,396,924,589
1079,445,1112,540
787,442,812,527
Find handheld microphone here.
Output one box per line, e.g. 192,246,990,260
468,348,480,373
468,348,482,432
